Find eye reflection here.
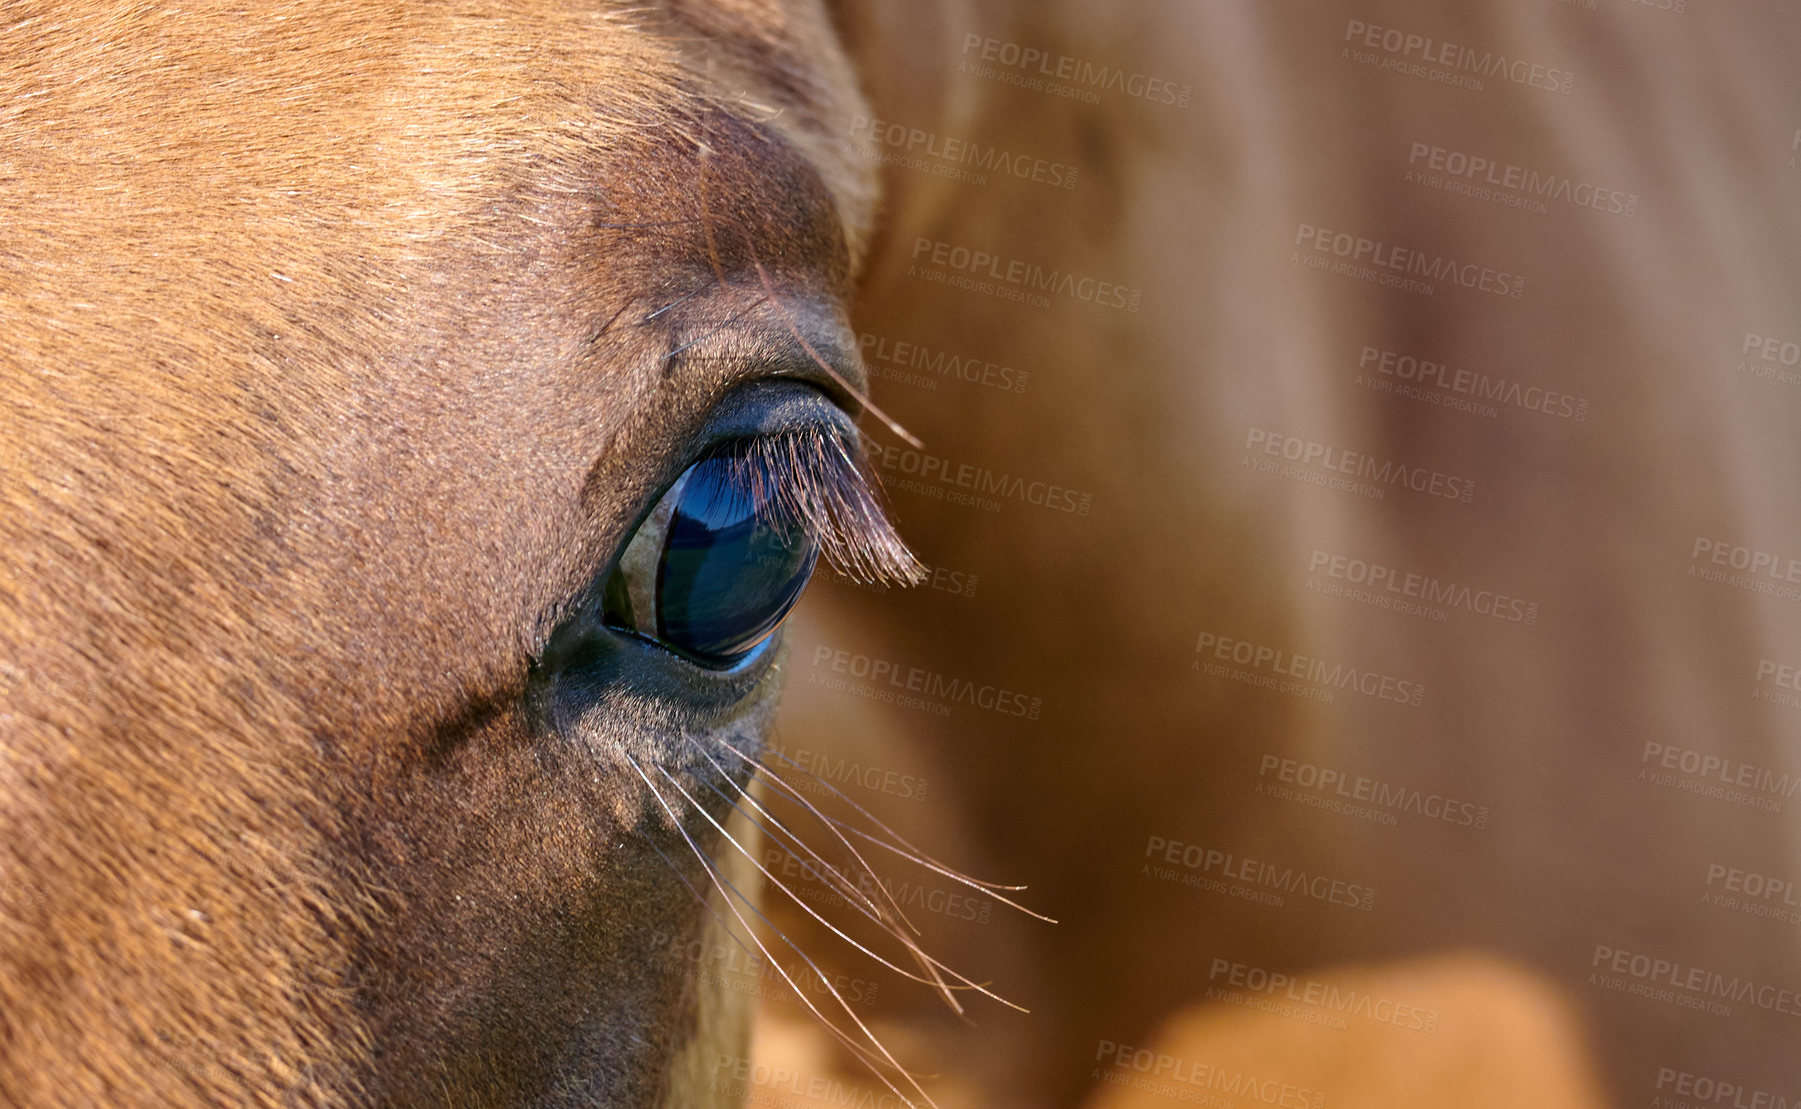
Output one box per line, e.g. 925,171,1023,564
602,446,819,667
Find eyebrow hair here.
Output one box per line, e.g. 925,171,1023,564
720,424,925,587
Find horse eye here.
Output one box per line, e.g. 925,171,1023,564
600,444,819,667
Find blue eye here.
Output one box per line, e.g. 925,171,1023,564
601,445,819,667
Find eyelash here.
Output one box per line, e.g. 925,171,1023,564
719,426,924,588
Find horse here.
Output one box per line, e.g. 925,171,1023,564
6,0,1800,1106
0,1,928,1104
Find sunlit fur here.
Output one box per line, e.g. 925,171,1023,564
0,1,951,1105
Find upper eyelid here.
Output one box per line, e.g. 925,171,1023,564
691,375,857,444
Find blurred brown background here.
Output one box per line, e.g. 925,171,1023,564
732,2,1801,1106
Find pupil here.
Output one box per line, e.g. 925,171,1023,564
655,453,818,664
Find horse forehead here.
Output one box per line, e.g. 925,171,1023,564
0,0,872,289
0,0,872,509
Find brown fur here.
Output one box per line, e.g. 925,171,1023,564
0,2,879,1105
15,2,1795,1106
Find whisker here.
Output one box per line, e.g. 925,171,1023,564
634,824,764,966
637,799,978,1045
717,736,923,932
622,752,937,1109
686,741,898,924
732,738,1055,924
658,760,996,1012
758,740,1023,892
680,745,1017,1013
748,252,923,450
830,823,1058,927
595,301,632,339
660,295,770,365
626,753,929,1104
642,283,709,322
715,746,1029,1014
722,766,954,1000
703,740,1033,1013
